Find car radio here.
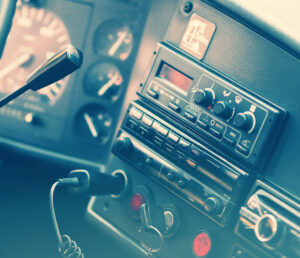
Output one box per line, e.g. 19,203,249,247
138,42,286,172
113,101,251,227
236,180,300,258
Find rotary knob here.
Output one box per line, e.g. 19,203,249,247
254,214,280,244
193,88,215,107
213,101,234,119
204,197,222,215
113,136,132,153
233,111,255,132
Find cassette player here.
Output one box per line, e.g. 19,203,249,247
112,101,252,227
235,180,300,257
138,42,286,171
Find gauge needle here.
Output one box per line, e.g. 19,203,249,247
0,53,33,79
83,113,99,138
97,72,120,96
108,31,128,56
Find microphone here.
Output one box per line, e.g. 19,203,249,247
0,44,83,108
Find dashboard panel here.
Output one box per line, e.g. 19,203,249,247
0,0,299,257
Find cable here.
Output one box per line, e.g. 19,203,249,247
49,179,84,258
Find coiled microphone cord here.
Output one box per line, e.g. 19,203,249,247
50,180,84,258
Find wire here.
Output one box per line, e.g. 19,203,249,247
50,180,84,258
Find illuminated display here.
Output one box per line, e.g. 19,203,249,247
157,62,193,96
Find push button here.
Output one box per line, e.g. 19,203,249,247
178,138,191,151
189,145,204,159
152,121,168,136
141,115,153,127
168,102,181,113
167,131,179,143
197,113,211,130
129,107,143,120
184,112,196,122
236,138,253,156
193,232,212,257
147,89,159,99
223,128,240,146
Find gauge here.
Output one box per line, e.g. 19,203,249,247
0,4,71,105
84,62,124,102
74,104,113,144
93,19,133,60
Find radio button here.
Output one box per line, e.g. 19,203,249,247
141,115,153,127
209,128,222,139
178,138,191,151
190,145,205,159
166,172,176,181
236,145,250,156
197,113,211,129
223,128,240,146
204,197,222,214
168,102,181,113
184,112,196,122
129,107,143,120
186,158,197,168
147,89,159,99
152,121,169,136
167,131,180,143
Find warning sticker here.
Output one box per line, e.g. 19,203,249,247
180,14,216,60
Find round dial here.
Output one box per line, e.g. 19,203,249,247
0,4,70,105
74,104,113,144
93,19,133,60
84,62,124,102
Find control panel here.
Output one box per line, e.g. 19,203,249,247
139,42,286,171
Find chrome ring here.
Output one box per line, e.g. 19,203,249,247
111,170,128,198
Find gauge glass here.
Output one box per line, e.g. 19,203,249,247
84,62,124,102
93,19,133,60
74,104,113,144
0,4,71,105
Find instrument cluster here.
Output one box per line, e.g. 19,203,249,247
0,0,150,164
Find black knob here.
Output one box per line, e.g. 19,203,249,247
204,197,222,214
113,136,132,153
193,88,214,106
233,112,255,131
213,101,233,119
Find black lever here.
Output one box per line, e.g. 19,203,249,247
0,44,83,108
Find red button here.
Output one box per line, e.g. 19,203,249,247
130,193,145,211
193,232,211,257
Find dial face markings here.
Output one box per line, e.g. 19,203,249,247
0,5,71,105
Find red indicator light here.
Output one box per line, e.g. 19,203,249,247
193,232,211,257
130,193,145,211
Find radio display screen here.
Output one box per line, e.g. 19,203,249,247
157,62,193,96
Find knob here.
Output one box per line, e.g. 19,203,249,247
24,112,39,124
213,101,233,119
113,136,132,153
204,197,222,214
233,111,255,132
193,88,214,106
254,214,280,244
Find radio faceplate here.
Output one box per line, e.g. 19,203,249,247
235,180,300,258
139,42,286,171
112,101,251,227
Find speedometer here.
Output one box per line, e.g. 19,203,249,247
0,4,70,106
